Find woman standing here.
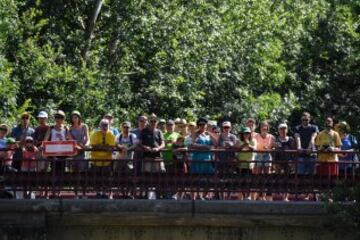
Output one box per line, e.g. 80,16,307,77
44,110,71,174
253,120,275,174
335,121,358,175
234,127,257,200
253,120,275,201
69,111,89,172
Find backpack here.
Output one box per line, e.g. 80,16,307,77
48,126,69,141
118,133,134,146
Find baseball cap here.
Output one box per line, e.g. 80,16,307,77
6,137,16,145
37,111,48,119
122,121,131,127
54,110,65,118
208,120,217,127
240,127,251,133
222,121,231,127
278,123,288,129
159,119,166,124
25,136,34,142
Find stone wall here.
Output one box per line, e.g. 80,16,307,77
0,200,358,240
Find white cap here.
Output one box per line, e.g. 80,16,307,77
208,120,217,127
278,123,288,129
222,121,231,127
25,136,34,141
37,111,48,118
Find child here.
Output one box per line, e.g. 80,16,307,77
21,136,39,172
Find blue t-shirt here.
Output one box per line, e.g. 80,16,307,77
339,134,358,170
11,125,35,160
0,138,7,149
110,127,120,137
191,134,214,174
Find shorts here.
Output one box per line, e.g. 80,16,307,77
297,156,316,175
316,162,338,176
254,153,272,167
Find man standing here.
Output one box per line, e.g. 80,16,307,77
139,114,165,173
33,111,50,148
90,119,116,169
315,117,342,176
11,112,35,171
294,112,318,175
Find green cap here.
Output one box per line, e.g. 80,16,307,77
6,137,16,145
240,127,251,133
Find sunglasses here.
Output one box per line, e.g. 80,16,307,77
223,126,230,129
150,120,157,123
25,140,33,143
123,126,130,129
55,115,64,119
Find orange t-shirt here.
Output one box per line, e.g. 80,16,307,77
255,133,275,151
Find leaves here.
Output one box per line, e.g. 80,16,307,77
0,0,358,132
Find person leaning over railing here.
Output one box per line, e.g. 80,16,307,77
294,112,318,176
188,117,218,200
253,120,275,175
139,114,165,173
217,121,237,174
315,117,342,176
10,112,35,171
162,120,179,174
273,123,296,175
334,121,358,175
0,124,17,173
89,119,116,171
234,126,257,176
32,111,50,171
189,117,218,175
21,136,38,172
115,121,137,172
69,111,90,172
131,115,148,175
43,110,72,174
232,126,257,200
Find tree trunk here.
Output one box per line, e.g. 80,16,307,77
82,0,103,60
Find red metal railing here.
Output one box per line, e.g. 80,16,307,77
0,148,359,200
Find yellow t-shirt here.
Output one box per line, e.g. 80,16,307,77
315,130,342,162
90,131,116,166
237,139,257,169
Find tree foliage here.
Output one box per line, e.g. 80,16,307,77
0,0,359,130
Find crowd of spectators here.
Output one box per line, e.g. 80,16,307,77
0,111,358,178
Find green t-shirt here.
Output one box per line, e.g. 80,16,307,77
237,139,256,169
162,132,179,164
